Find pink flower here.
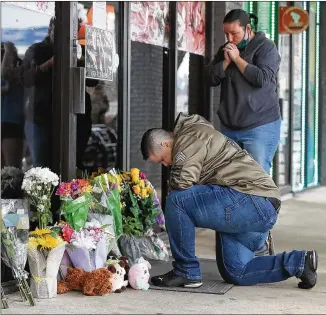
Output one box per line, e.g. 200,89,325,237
62,224,74,242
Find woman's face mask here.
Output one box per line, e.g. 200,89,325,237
237,26,250,50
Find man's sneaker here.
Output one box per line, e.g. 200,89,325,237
151,270,203,288
298,250,318,289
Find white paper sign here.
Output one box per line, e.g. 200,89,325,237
92,1,107,30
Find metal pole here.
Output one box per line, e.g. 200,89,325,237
161,1,178,208
118,2,131,171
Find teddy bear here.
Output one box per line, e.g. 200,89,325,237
128,257,151,291
57,267,113,296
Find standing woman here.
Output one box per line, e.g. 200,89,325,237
205,9,281,256
205,9,281,175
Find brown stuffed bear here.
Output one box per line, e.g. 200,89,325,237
57,267,113,296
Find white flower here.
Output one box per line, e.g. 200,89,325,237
85,219,101,229
38,204,45,212
42,195,47,200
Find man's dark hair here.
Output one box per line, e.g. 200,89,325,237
223,9,258,31
141,128,172,160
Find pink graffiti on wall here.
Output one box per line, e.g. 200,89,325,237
177,1,205,56
130,1,169,47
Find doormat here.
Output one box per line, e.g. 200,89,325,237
149,258,234,295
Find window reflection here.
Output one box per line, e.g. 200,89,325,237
1,2,120,175
1,3,54,171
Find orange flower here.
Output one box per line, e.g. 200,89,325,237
132,185,141,195
130,168,140,184
139,179,145,188
146,186,153,195
141,188,147,199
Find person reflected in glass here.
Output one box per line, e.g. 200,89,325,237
1,42,25,168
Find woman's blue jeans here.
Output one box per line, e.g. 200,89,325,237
221,119,281,174
165,185,306,285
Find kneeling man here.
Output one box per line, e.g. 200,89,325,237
140,113,317,290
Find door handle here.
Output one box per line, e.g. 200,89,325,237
71,67,85,114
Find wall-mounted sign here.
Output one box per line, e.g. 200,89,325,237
85,25,114,81
279,6,309,34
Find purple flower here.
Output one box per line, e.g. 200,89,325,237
111,183,118,190
140,172,147,179
155,213,165,227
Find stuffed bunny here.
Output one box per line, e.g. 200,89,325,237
128,257,151,291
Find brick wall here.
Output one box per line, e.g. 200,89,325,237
129,41,163,190
320,2,326,184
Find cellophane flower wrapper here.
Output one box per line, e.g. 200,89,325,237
1,199,37,304
57,250,73,280
1,199,30,274
92,172,123,237
27,242,66,299
60,193,93,231
118,229,169,265
87,212,121,257
66,236,108,272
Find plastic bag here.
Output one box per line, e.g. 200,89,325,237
118,231,169,265
61,193,93,231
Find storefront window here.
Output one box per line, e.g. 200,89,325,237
291,2,305,191
306,1,318,187
77,2,120,174
1,0,55,282
1,3,55,171
276,2,291,188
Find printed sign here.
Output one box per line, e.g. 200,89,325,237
85,25,114,81
92,1,107,30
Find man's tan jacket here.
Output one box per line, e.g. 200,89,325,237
170,113,281,201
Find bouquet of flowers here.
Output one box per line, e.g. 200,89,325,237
54,220,111,272
88,170,123,256
1,218,35,306
117,168,168,263
56,179,93,231
1,167,35,306
27,228,66,299
22,167,59,229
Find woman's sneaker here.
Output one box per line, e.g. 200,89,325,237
298,250,318,289
151,270,203,288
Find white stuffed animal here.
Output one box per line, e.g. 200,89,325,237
107,262,128,293
128,257,152,291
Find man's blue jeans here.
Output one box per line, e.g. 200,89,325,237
221,119,281,174
165,185,306,285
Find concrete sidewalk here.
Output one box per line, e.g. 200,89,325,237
3,187,326,314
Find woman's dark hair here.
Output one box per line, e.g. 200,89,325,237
223,9,258,31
